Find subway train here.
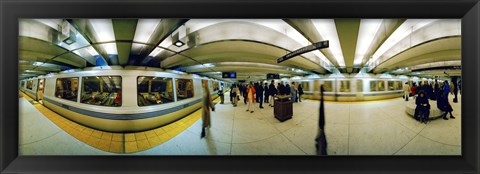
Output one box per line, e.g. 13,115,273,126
19,66,224,132
261,73,436,101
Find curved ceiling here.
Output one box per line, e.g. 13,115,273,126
18,19,461,80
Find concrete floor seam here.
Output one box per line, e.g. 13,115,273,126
19,130,63,146
392,123,428,155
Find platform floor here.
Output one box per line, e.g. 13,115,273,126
19,92,461,155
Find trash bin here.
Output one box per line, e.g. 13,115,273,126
274,95,293,122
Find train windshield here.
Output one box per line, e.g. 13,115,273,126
81,76,122,107
137,76,174,106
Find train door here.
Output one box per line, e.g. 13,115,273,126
37,78,45,104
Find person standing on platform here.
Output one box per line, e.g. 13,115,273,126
264,83,269,103
437,88,455,120
269,80,276,107
254,82,259,103
291,82,297,103
242,84,248,104
257,83,264,109
443,80,450,101
452,78,458,103
218,85,224,104
403,82,410,101
298,84,304,102
285,84,291,99
411,83,417,99
458,80,462,95
201,81,215,138
246,83,256,113
232,84,240,107
229,84,234,104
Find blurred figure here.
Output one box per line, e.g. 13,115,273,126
269,80,276,107
403,82,410,101
242,84,248,104
298,84,304,102
437,88,455,120
246,83,256,113
315,85,327,155
201,81,215,138
257,82,264,109
254,82,260,103
443,80,450,101
229,84,235,104
264,83,269,103
291,82,297,102
414,91,430,124
458,80,462,95
410,82,417,99
218,85,224,104
232,84,240,107
285,84,291,98
452,77,458,103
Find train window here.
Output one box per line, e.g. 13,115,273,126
357,80,363,92
212,81,219,91
378,81,385,91
370,81,378,91
396,81,403,90
313,80,321,91
176,79,194,101
322,81,333,92
80,76,122,107
27,80,33,90
21,81,25,88
137,76,174,106
339,80,350,92
55,77,79,102
388,81,395,91
301,82,310,91
388,81,403,91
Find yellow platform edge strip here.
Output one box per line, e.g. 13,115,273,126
20,91,218,154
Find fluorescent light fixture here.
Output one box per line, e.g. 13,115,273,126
33,62,43,66
311,19,346,67
85,46,100,56
354,19,383,66
101,43,117,55
148,47,164,57
370,19,437,65
174,40,185,47
133,19,161,43
89,19,116,42
172,19,333,68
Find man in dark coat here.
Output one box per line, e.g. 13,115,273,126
264,83,269,103
437,88,455,120
257,83,264,109
269,80,276,107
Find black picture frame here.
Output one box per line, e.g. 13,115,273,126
1,0,479,173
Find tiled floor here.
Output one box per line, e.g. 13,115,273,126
19,92,461,155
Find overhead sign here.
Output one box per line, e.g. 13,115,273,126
266,73,280,79
222,72,237,78
277,40,329,63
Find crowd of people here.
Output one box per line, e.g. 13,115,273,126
226,80,304,113
407,79,459,124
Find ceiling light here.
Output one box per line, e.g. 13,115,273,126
133,19,161,43
370,19,437,66
33,62,43,66
174,40,185,47
354,19,383,66
311,19,346,67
